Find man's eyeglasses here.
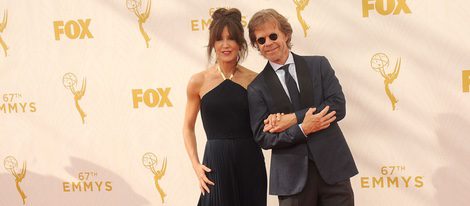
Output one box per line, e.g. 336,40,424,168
256,33,278,45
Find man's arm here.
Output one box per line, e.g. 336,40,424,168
291,56,346,124
247,85,307,150
315,56,346,121
264,56,345,133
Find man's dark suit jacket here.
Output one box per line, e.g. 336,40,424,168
247,53,358,196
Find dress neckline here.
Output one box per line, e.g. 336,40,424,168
200,80,247,102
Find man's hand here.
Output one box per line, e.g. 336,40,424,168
301,106,336,135
263,113,297,133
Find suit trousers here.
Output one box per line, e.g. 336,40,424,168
278,160,354,206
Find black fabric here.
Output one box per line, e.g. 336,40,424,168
280,64,314,161
198,80,267,206
280,65,301,110
279,161,354,206
248,53,358,196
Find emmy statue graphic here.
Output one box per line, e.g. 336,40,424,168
293,0,310,37
143,152,167,203
63,73,87,124
371,53,401,110
4,156,27,205
0,10,8,57
127,0,152,48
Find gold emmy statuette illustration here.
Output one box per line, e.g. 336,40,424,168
143,152,167,203
63,73,87,123
293,0,310,37
0,10,8,56
371,53,401,110
4,156,27,205
127,0,152,48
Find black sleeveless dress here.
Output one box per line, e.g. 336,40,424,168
198,80,267,206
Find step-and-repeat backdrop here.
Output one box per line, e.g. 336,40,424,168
1,0,469,205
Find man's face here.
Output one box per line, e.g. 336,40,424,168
253,21,290,65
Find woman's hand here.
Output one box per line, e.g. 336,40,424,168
193,163,215,195
263,113,283,132
263,113,297,133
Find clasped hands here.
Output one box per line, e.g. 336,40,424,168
263,106,336,135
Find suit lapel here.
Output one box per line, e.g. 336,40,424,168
293,53,315,108
261,62,294,113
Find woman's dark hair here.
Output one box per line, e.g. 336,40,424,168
207,8,247,62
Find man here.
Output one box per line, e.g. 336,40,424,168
247,9,358,206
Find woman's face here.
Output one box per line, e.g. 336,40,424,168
214,26,240,64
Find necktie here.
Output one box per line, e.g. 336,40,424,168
281,64,314,160
280,64,301,110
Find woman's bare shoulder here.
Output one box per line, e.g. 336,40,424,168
238,66,258,83
188,66,215,86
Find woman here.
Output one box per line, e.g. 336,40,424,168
183,8,267,206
